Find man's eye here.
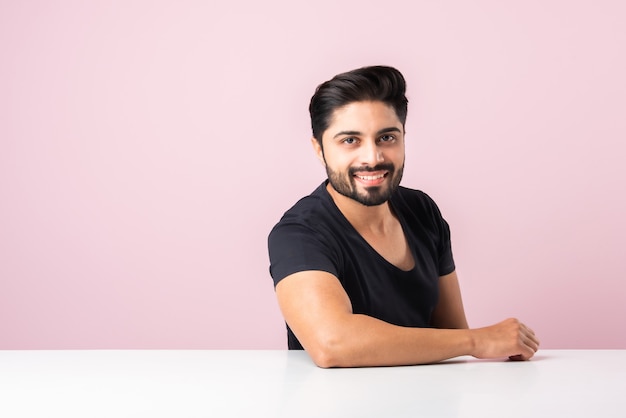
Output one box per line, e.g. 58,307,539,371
380,135,395,142
343,137,357,144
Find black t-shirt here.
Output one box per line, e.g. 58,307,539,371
268,181,456,349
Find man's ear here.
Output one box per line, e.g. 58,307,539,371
311,137,325,166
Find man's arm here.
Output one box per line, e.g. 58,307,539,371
275,270,539,368
430,271,469,329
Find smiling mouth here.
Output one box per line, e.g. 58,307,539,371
355,173,386,181
349,164,394,185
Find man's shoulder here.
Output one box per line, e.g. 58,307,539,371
392,185,448,226
393,185,437,208
270,182,336,235
267,183,342,285
395,185,427,198
281,182,330,219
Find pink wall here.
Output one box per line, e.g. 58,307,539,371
1,1,625,349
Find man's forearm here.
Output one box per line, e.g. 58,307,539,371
306,314,475,368
305,314,537,368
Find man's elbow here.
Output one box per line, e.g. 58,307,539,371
305,333,352,368
309,349,337,368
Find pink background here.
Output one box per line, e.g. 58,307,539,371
1,1,625,349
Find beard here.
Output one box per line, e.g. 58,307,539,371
325,162,404,207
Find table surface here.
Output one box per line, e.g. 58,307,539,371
1,349,625,417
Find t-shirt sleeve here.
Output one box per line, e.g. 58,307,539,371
425,194,455,276
268,220,339,287
436,215,456,276
408,190,455,277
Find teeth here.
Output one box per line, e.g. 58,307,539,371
357,174,385,180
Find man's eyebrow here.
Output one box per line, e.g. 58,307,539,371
333,130,361,139
377,127,402,135
333,127,402,139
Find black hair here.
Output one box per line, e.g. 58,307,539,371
308,65,408,144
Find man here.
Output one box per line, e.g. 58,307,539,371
268,66,539,368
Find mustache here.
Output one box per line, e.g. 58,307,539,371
348,163,395,175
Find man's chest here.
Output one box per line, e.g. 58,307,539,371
358,220,415,272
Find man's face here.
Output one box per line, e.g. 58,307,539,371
313,100,405,207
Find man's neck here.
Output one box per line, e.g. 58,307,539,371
326,182,396,236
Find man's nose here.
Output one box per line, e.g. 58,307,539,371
360,141,384,165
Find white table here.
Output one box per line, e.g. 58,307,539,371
1,350,624,417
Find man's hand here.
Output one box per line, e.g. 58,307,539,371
470,318,540,361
